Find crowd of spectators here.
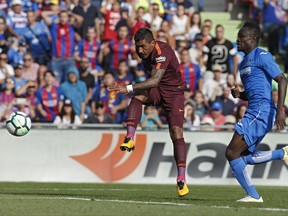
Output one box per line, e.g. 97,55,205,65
0,0,287,131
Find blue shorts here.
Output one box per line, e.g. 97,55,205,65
234,108,276,153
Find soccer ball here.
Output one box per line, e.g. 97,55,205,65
6,111,32,136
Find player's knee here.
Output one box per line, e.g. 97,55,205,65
170,126,183,140
225,147,240,161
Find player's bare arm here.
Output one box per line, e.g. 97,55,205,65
231,82,248,101
274,73,288,130
107,69,165,94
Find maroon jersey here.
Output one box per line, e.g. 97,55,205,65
142,41,186,95
142,41,186,127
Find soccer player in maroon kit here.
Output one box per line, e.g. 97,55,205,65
108,28,189,197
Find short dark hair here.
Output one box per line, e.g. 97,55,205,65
134,28,154,43
242,20,261,43
44,70,55,78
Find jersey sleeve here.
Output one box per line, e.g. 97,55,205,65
258,51,282,79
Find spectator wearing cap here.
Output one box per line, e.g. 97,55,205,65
202,101,225,131
188,33,207,74
91,72,127,124
35,70,64,122
60,67,87,121
99,24,135,72
0,52,14,87
84,101,114,124
53,99,82,129
100,0,121,41
211,85,237,116
202,64,225,101
24,10,52,66
72,0,100,39
6,0,28,37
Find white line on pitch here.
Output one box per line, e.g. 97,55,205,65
1,195,288,212
11,195,288,212
1,188,155,191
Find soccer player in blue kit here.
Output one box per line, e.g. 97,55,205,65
225,21,288,202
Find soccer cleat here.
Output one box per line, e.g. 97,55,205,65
120,137,135,152
177,180,189,197
282,146,288,165
236,196,263,203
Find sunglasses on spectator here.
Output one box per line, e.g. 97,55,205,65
24,58,32,61
5,80,14,84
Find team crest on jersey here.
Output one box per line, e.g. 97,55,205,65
245,59,251,66
155,56,166,63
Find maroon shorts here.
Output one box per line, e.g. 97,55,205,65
148,87,184,127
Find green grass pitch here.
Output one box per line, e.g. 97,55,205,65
0,182,287,216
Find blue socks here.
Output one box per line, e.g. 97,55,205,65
243,149,284,165
229,158,260,199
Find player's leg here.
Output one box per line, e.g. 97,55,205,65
165,93,189,197
169,125,189,197
121,88,161,152
120,93,146,152
225,132,263,202
243,147,287,165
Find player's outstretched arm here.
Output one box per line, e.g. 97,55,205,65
107,69,165,94
274,73,288,130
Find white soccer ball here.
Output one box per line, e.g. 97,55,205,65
6,111,32,136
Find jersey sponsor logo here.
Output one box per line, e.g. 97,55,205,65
155,56,166,63
260,52,267,55
71,133,147,182
240,67,251,75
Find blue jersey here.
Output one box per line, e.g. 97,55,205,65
239,47,282,110
24,22,51,56
236,47,282,151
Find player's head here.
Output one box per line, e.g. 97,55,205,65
134,28,155,59
237,21,261,53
